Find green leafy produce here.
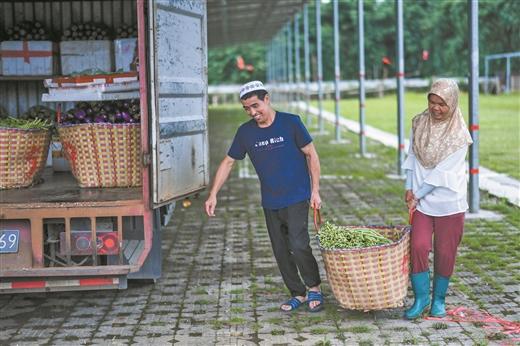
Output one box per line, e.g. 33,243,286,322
0,117,52,130
20,105,55,123
116,24,137,39
61,22,111,41
6,21,51,41
318,221,392,250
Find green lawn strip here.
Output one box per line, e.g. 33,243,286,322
311,92,520,179
456,192,520,293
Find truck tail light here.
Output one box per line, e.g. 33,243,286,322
59,231,119,255
98,233,118,255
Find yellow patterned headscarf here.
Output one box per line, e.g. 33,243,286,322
412,79,473,168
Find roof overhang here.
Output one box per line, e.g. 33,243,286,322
207,0,306,48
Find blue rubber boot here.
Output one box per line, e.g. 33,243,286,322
430,274,450,317
404,271,430,320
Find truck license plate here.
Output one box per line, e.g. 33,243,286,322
0,230,20,254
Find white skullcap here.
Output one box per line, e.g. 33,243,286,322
239,80,267,99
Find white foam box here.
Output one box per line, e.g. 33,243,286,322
60,40,114,75
114,38,137,72
0,41,58,75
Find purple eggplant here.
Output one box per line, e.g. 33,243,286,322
94,115,107,123
74,109,87,120
120,111,132,123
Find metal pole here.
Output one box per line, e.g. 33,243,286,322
272,41,275,83
358,0,367,155
275,34,278,83
333,0,341,141
287,24,293,107
266,42,271,83
304,4,311,127
396,0,405,176
468,0,480,212
316,0,324,132
484,56,489,94
295,14,301,108
282,30,288,105
506,57,511,93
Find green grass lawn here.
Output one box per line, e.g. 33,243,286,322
311,92,520,179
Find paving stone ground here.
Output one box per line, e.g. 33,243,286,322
0,106,518,346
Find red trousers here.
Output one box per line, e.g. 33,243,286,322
410,210,465,277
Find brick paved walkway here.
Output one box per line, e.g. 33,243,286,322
0,107,518,346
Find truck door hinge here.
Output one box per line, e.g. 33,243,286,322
143,153,152,166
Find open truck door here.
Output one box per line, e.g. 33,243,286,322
148,0,209,208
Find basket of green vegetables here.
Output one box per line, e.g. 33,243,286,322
314,210,411,311
0,111,53,189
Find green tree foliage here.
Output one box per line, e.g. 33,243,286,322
208,0,519,84
208,43,266,85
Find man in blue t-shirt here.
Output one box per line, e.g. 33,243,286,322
205,81,324,312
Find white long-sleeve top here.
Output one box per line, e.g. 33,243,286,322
403,131,469,217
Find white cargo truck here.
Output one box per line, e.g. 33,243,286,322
0,0,208,293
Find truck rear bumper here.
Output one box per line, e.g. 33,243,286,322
0,275,127,294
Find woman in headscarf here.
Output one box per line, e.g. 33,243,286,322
402,79,473,320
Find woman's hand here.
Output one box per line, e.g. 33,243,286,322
407,197,418,211
405,190,418,210
405,189,414,203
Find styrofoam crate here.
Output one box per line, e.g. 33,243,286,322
60,40,114,75
0,41,58,76
114,38,137,72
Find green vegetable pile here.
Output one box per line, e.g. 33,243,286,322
318,221,393,250
0,117,52,130
5,21,51,41
19,105,55,123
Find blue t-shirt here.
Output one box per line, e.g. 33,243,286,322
228,111,313,209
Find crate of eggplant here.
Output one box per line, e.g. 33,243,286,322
314,210,411,311
57,100,141,188
0,105,53,189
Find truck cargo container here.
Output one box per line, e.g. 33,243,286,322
0,0,208,293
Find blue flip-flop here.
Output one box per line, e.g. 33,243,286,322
280,297,305,312
307,291,324,312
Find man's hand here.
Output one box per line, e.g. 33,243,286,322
301,143,321,211
205,194,217,217
310,191,322,210
203,156,235,217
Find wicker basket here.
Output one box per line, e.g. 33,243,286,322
0,127,51,189
58,123,141,188
315,211,411,311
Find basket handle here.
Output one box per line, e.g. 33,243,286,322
408,207,415,225
313,208,322,233
56,103,61,124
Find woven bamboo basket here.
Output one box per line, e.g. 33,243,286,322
58,123,141,188
315,211,411,311
0,127,51,189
